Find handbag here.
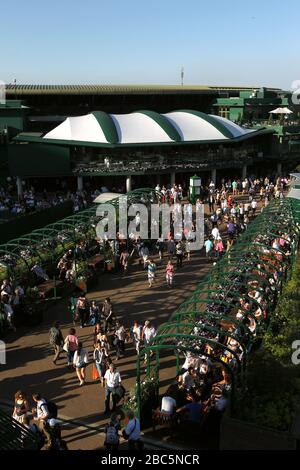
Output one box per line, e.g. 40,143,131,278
63,339,70,352
92,364,99,380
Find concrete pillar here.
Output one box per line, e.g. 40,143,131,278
170,171,176,186
16,176,23,199
242,164,247,180
126,175,132,193
211,168,216,184
277,162,282,176
77,176,83,191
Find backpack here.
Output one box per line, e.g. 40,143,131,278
105,425,119,445
46,401,58,419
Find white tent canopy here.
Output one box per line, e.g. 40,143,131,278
269,107,293,114
43,110,257,145
93,192,124,204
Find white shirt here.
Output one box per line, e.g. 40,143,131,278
73,348,88,366
36,399,49,420
104,369,121,388
124,418,141,441
211,227,220,240
143,326,156,343
133,325,142,341
161,396,176,415
182,371,195,390
115,325,126,341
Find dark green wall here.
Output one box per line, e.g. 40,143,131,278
0,201,73,243
8,143,71,177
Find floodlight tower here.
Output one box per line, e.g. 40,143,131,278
181,67,184,86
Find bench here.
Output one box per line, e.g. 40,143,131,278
152,409,177,435
37,280,63,299
87,254,104,271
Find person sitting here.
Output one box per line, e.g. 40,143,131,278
160,392,177,416
182,366,196,391
176,390,204,425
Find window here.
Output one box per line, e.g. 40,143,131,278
218,107,230,119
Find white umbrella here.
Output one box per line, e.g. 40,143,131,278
269,107,293,114
93,192,124,204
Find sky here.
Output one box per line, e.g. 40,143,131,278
0,0,299,89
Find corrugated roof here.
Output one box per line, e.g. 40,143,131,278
4,83,272,96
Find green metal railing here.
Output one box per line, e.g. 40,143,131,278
0,408,39,450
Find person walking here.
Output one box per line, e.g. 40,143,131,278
64,328,78,367
76,293,89,328
49,321,64,365
156,238,165,262
102,297,114,333
93,340,108,386
215,238,224,259
251,199,257,216
208,193,215,213
167,237,175,260
73,341,88,386
204,238,213,258
132,320,143,354
142,321,156,362
89,300,100,326
146,259,156,288
104,364,122,413
114,320,126,360
176,241,184,268
211,226,220,241
119,249,129,274
166,260,174,288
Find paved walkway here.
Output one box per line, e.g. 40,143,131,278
1,247,213,449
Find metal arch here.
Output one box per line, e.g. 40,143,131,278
177,296,260,333
171,308,250,337
0,248,31,276
181,281,266,319
30,228,70,251
49,221,77,231
216,243,287,276
146,332,242,370
156,321,248,358
211,253,287,283
3,238,45,264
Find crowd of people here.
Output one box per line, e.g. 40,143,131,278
0,182,96,216
4,171,294,450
